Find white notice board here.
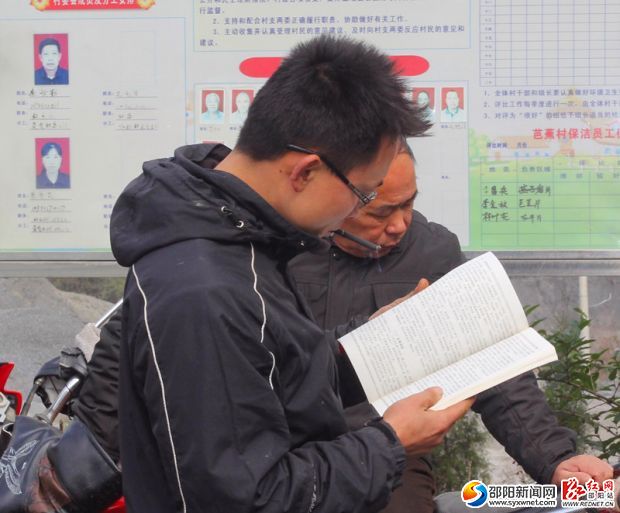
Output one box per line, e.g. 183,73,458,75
1,0,619,261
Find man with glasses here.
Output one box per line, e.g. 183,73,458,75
288,140,613,513
286,143,378,205
108,35,474,513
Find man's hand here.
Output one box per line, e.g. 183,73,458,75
370,278,429,320
551,454,613,486
382,387,474,455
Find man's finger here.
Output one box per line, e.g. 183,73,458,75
413,278,429,294
418,387,443,409
583,463,613,484
438,397,475,424
369,279,431,319
558,455,614,484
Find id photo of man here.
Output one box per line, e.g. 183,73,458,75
440,87,466,123
34,34,69,85
200,89,225,124
35,138,71,189
230,89,254,125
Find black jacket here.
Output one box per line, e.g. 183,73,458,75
108,144,405,513
289,214,577,484
73,313,122,462
289,212,465,333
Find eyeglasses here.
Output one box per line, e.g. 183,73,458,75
286,144,377,206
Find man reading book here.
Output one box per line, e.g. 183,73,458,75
76,36,477,513
289,141,613,513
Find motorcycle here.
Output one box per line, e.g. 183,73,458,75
0,362,21,427
0,300,125,513
0,300,618,513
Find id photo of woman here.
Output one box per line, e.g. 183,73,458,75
35,138,70,189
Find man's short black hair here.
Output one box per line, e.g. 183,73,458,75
41,142,62,157
236,35,431,173
38,38,61,54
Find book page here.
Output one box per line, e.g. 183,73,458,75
371,328,557,414
339,252,529,402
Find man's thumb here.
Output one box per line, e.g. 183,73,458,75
413,278,430,294
420,387,443,409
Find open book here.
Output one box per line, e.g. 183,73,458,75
338,252,557,414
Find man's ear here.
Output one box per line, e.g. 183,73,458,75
288,154,322,193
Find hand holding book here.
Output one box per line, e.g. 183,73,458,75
369,278,430,320
382,386,474,456
339,252,557,414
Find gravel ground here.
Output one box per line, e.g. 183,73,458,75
0,277,112,400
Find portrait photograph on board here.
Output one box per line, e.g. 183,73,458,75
412,87,435,122
35,138,71,189
33,33,69,86
230,89,254,126
200,89,225,124
440,87,466,123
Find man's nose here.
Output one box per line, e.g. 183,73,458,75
385,211,407,235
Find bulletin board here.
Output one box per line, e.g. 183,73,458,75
1,0,619,264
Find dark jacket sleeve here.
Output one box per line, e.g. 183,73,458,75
72,311,122,463
472,371,577,483
122,283,405,513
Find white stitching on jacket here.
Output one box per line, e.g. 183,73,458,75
249,243,276,389
132,265,188,513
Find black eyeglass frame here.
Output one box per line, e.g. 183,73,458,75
286,144,378,205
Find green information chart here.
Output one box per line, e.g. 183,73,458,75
471,154,620,249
